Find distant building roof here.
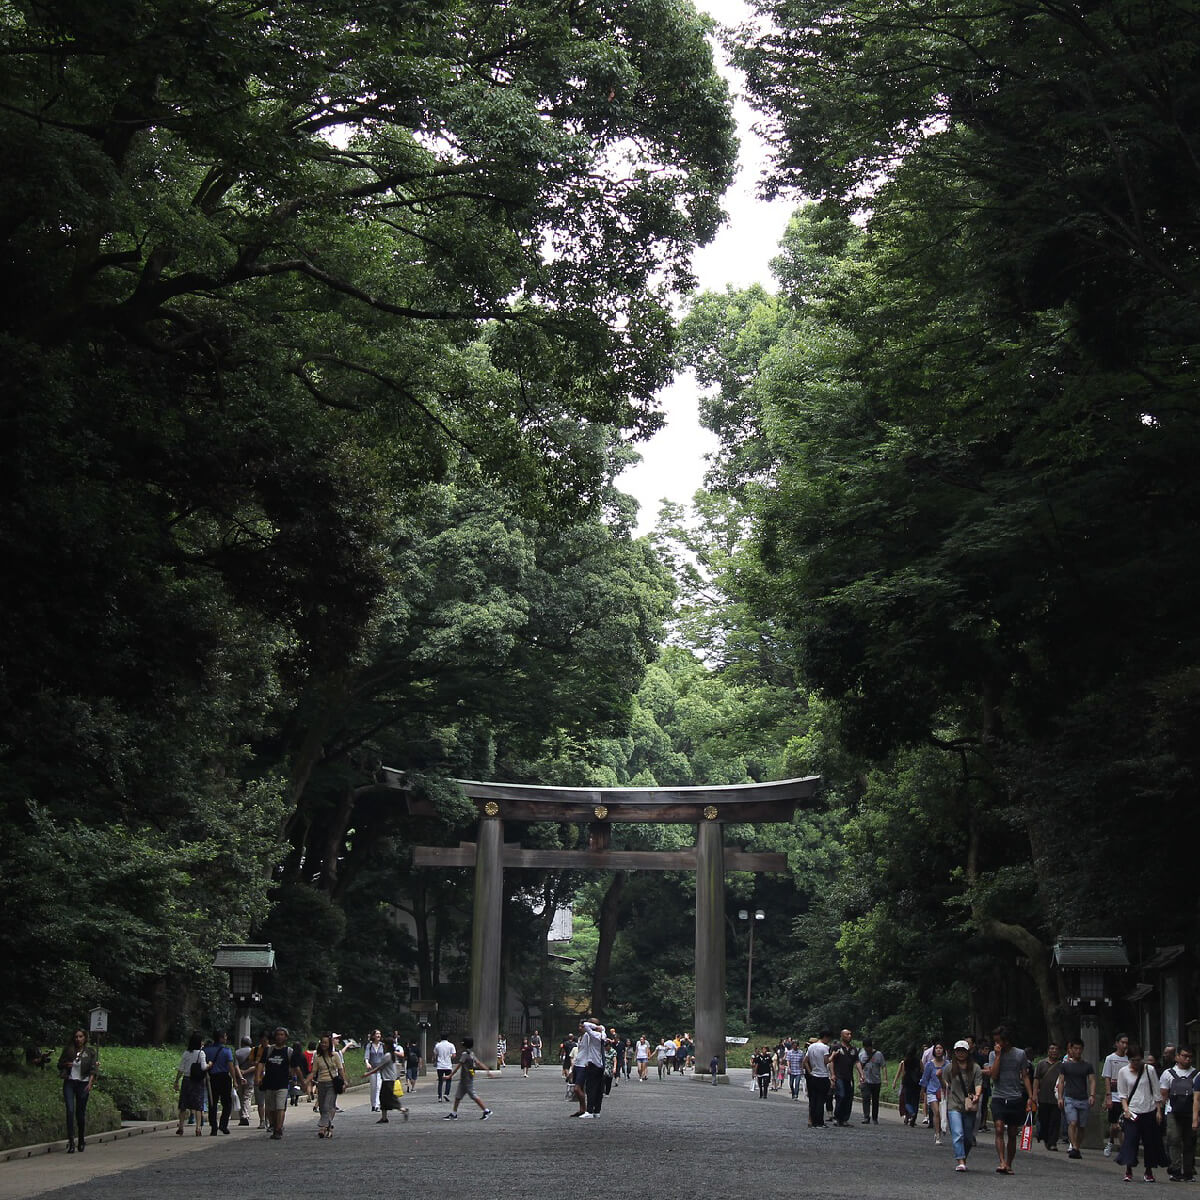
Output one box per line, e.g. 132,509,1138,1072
1140,945,1185,971
1053,938,1129,968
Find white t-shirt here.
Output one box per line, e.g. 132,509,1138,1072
1118,1063,1160,1115
806,1041,831,1078
1103,1051,1130,1100
664,1041,676,1059
636,1039,649,1060
434,1039,456,1071
1160,1065,1197,1113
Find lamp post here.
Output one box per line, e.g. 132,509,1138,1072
738,908,765,1026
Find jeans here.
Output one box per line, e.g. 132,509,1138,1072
63,1079,90,1144
1167,1111,1197,1178
861,1082,880,1121
437,1068,453,1099
834,1076,854,1124
208,1072,233,1131
948,1108,977,1159
808,1076,830,1126
789,1072,803,1099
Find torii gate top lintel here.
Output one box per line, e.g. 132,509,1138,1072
379,769,820,824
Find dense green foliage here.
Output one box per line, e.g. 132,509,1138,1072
5,0,1195,1058
662,0,1200,1043
0,0,735,1044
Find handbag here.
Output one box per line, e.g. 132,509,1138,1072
1019,1112,1034,1151
322,1054,345,1093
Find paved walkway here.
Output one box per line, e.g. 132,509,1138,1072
1,1068,1138,1199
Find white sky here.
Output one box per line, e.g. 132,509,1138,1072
617,0,795,534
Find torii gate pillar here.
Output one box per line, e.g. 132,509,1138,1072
694,818,726,1078
469,814,504,1065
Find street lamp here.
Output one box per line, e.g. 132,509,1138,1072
738,908,765,1026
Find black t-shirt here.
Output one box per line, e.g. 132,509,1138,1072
1059,1057,1094,1101
260,1045,303,1090
832,1044,858,1081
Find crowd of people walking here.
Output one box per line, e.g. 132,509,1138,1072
51,1015,1200,1186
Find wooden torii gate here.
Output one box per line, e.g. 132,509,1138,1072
381,772,820,1076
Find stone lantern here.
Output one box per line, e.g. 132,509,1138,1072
214,944,275,1045
1053,937,1129,1071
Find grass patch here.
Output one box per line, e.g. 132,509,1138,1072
0,1044,183,1151
0,1064,121,1152
98,1045,181,1121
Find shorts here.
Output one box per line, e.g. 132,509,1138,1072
455,1073,477,1101
1063,1097,1090,1128
990,1096,1026,1126
572,1064,586,1086
264,1088,290,1111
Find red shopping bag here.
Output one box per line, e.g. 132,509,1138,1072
1019,1112,1034,1151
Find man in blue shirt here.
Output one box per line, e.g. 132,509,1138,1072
206,1030,238,1135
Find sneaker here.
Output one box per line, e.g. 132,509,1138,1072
955,1164,967,1172
578,1112,595,1119
1146,1173,1156,1183
480,1109,492,1120
1107,1144,1115,1158
1068,1148,1082,1159
1125,1172,1134,1183
443,1112,458,1120
936,1137,943,1145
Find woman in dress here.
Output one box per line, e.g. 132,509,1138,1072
57,1028,99,1153
520,1038,533,1077
942,1040,984,1171
920,1043,948,1145
175,1032,209,1136
309,1031,347,1138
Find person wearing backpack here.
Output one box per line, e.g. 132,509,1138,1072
175,1032,210,1137
1160,1045,1197,1180
444,1036,492,1121
206,1029,237,1135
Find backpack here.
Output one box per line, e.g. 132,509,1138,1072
189,1054,204,1082
1167,1066,1196,1103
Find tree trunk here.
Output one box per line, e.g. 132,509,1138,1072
590,871,627,1019
966,820,1062,1044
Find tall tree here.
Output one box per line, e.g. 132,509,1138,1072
0,0,736,1041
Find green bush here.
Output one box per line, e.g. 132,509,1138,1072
98,1045,181,1120
0,1065,121,1152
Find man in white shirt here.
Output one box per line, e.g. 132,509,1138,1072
1160,1045,1197,1180
806,1031,832,1128
364,1030,389,1112
574,1018,607,1118
1102,1033,1130,1156
433,1033,457,1103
